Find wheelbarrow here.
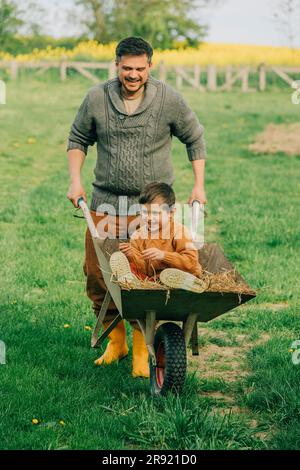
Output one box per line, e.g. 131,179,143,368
78,198,256,396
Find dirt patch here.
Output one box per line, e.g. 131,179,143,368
249,122,300,156
187,328,273,445
188,328,271,384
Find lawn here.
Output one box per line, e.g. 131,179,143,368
0,75,299,450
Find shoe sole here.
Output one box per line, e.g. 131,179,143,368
109,251,140,284
159,268,209,293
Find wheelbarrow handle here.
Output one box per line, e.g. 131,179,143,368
190,199,205,241
77,196,204,240
77,197,100,239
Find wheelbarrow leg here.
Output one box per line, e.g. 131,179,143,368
137,310,157,366
190,322,199,356
183,313,199,356
91,291,122,348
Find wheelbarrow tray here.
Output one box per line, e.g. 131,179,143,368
121,289,254,322
93,237,256,323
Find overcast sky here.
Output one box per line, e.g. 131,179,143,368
33,0,300,47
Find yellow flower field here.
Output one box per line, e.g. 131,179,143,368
0,40,300,66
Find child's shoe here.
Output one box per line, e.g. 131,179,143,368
109,251,140,285
159,268,209,293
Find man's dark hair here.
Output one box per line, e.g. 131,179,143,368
139,182,176,208
115,36,153,64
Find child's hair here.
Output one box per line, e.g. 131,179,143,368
139,182,175,207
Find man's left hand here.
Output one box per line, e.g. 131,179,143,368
188,186,207,205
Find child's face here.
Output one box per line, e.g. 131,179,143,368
140,196,174,234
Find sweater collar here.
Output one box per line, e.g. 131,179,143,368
108,74,158,116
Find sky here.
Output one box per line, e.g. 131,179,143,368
33,0,300,47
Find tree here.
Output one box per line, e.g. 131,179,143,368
272,0,300,49
0,0,46,53
75,0,224,48
0,0,23,50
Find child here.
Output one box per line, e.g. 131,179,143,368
117,182,205,290
106,182,206,379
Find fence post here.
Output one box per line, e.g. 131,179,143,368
207,65,217,91
108,61,116,79
242,66,249,92
159,61,167,82
225,65,233,91
60,60,67,81
175,67,183,89
194,64,200,89
258,64,266,91
11,61,18,80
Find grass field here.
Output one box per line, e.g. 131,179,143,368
0,76,299,450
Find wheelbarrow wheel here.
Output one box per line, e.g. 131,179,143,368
149,322,187,396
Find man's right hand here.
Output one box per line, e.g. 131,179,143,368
67,181,87,208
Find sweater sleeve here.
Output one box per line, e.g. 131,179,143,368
171,94,207,161
67,91,97,155
163,224,202,274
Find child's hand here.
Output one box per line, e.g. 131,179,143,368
142,248,165,261
119,242,134,258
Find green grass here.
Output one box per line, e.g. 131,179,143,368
0,76,299,450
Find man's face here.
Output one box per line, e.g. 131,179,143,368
116,54,152,94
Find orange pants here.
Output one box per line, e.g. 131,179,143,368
83,210,142,329
129,262,155,281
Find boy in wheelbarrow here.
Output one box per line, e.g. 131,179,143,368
66,37,207,379
96,182,208,374
112,182,206,289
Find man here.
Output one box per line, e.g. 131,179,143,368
66,36,207,378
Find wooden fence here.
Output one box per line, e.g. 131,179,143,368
0,60,299,92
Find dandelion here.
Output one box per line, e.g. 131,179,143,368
63,324,71,329
59,420,66,426
84,325,92,331
32,418,40,425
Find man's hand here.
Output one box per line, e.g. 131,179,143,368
189,159,207,205
142,248,165,261
119,242,134,258
188,186,207,205
67,180,87,208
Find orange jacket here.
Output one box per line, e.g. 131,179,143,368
127,219,202,278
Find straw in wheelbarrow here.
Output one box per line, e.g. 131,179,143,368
204,269,256,295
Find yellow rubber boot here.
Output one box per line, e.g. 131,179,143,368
132,327,150,378
94,319,129,366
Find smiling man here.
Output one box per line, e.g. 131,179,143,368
66,36,207,378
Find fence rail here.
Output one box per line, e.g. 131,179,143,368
0,60,299,91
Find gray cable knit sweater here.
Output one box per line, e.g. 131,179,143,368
67,73,207,214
